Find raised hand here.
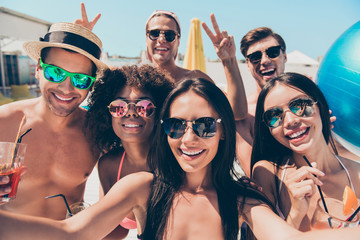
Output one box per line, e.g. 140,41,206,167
73,3,101,31
284,162,324,225
201,13,236,61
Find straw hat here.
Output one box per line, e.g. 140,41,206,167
23,22,108,72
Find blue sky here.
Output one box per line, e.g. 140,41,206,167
1,0,359,60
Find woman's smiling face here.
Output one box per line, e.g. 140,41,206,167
111,86,155,144
166,91,223,175
264,83,323,155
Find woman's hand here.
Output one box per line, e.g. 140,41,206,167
284,162,324,228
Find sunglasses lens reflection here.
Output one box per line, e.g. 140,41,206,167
263,98,316,128
263,108,283,128
41,60,94,90
71,75,93,89
109,101,127,117
44,66,66,82
109,100,155,118
162,117,218,139
162,118,186,139
135,100,155,117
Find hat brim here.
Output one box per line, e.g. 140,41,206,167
23,41,108,72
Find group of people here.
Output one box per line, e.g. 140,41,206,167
0,3,359,239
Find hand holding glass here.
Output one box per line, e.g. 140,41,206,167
0,142,27,202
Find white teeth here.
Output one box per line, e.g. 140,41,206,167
261,68,275,74
124,124,141,128
181,149,204,156
288,129,306,139
55,94,73,101
155,47,168,51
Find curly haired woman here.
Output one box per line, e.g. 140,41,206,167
85,64,173,239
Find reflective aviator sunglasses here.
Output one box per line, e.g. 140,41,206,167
161,117,222,139
263,97,317,128
246,45,283,64
108,99,155,118
39,59,95,90
147,29,180,42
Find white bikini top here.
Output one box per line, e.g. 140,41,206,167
276,155,355,219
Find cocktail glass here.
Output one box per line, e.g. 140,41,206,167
0,142,27,202
311,197,360,229
65,202,91,218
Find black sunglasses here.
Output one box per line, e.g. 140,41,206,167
161,117,221,139
263,97,317,128
246,45,283,64
147,29,180,42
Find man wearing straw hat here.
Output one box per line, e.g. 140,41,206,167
0,18,106,220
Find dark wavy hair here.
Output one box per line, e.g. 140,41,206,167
251,72,337,172
85,65,174,153
143,78,273,240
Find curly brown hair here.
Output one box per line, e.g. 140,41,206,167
85,64,174,153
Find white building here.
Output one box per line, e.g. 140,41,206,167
0,7,51,94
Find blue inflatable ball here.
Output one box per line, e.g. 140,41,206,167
316,21,360,153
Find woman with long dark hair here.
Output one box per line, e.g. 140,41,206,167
251,72,360,231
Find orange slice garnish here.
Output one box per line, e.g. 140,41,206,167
343,185,358,216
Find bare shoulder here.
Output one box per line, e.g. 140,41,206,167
252,160,277,183
338,155,360,169
98,150,122,171
252,160,278,202
0,99,37,118
253,160,276,173
338,156,360,182
252,160,278,182
0,99,38,140
98,150,123,193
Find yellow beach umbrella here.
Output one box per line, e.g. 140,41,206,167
183,18,206,73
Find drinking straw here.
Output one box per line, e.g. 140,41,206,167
10,128,32,168
17,128,32,143
346,205,360,222
10,115,26,166
303,156,329,213
45,194,73,216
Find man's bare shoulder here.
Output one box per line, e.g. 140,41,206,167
0,98,38,119
0,99,39,137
